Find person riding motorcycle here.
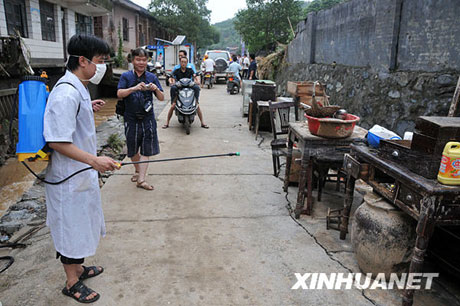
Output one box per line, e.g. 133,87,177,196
227,54,242,88
162,56,209,129
201,54,216,88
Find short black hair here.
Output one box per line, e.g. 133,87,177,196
179,50,187,56
66,34,110,71
131,48,149,58
250,54,256,60
180,56,188,62
232,55,237,62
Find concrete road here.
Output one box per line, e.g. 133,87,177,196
0,83,381,305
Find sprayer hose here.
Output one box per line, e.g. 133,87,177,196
21,152,239,185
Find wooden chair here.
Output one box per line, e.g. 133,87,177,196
268,100,295,177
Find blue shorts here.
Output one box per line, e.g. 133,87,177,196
124,116,160,157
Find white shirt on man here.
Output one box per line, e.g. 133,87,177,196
243,57,250,69
204,58,215,72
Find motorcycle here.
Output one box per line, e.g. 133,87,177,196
203,71,213,89
167,73,199,135
226,72,240,95
147,62,164,77
154,61,163,77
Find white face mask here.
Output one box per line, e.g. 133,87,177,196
67,55,107,84
88,61,107,85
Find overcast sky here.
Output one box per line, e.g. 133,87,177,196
130,0,247,24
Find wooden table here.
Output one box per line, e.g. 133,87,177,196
340,144,460,306
283,122,367,218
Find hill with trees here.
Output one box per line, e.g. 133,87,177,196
205,18,241,54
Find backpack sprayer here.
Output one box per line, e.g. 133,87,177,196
13,75,240,185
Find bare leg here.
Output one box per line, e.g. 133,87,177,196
164,103,175,127
136,155,154,190
131,152,140,173
63,264,98,300
197,106,207,126
137,155,150,183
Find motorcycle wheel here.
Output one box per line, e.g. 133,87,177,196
207,83,211,89
184,116,191,135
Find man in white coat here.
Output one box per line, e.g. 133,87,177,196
43,34,119,303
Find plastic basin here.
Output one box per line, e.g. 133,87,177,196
304,113,360,139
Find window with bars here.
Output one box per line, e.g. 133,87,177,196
39,0,55,41
4,0,28,37
122,18,129,41
75,13,92,35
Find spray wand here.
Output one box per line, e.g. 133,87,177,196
21,152,240,185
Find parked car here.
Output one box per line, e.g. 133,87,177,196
204,50,231,82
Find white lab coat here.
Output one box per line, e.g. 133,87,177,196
43,70,105,259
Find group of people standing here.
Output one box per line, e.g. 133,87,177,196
238,54,258,80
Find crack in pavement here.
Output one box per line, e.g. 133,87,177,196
106,213,289,223
283,191,378,306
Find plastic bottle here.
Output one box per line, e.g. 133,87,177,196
438,142,460,185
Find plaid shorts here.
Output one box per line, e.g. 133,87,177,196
124,116,160,157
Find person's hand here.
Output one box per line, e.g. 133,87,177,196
133,82,146,92
91,99,105,112
169,78,176,85
91,156,120,172
147,83,158,91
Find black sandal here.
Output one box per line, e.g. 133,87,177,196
62,280,100,303
79,265,104,281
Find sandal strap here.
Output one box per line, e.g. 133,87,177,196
68,280,94,300
137,181,154,189
80,266,102,280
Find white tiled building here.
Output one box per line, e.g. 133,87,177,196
0,0,111,68
0,0,171,70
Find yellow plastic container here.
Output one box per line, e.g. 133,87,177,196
438,142,460,185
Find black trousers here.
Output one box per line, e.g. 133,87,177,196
56,252,84,265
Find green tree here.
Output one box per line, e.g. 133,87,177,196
304,0,346,14
116,25,124,67
234,0,303,53
148,0,219,49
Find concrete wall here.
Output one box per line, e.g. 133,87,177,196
397,0,460,71
287,0,460,73
112,5,137,53
313,0,377,67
